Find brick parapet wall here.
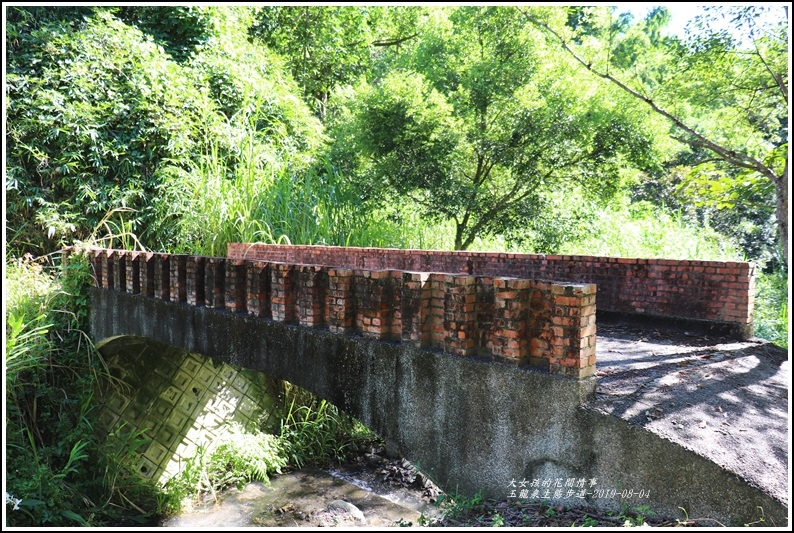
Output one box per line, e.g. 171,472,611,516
228,243,754,337
87,248,596,379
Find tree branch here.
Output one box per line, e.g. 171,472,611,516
372,33,418,47
405,190,457,220
670,135,782,183
751,39,788,103
518,8,780,185
460,165,555,248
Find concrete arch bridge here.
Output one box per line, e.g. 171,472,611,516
83,244,786,526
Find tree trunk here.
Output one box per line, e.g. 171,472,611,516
454,230,464,250
775,162,788,268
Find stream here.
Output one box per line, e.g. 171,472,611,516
160,459,444,528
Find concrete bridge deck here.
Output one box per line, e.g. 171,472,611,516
593,316,789,514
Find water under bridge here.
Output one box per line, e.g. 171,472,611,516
83,243,786,525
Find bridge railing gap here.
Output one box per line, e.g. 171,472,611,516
153,254,170,302
139,252,156,298
205,258,225,310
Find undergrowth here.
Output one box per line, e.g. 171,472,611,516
156,383,375,515
5,249,162,526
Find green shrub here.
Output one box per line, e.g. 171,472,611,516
159,424,288,514
753,269,789,349
5,251,163,526
6,10,210,256
279,385,373,469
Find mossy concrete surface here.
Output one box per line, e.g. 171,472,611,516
96,336,281,485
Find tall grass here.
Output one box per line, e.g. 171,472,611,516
556,198,787,348
5,250,164,526
558,200,743,261
278,384,373,469
154,87,452,255
753,269,789,349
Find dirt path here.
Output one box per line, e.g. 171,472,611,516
591,320,789,508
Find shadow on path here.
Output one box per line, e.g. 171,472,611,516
589,318,789,506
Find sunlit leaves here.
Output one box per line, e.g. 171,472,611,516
6,7,324,257
678,162,776,211
333,6,660,250
250,6,380,117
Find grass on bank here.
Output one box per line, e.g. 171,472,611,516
411,490,770,527
5,251,163,527
157,385,376,515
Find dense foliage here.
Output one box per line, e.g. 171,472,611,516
6,6,323,257
5,250,164,526
331,7,664,250
523,5,789,267
4,5,788,526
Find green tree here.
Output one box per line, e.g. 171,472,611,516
332,7,659,250
250,5,421,119
5,6,323,255
522,5,789,266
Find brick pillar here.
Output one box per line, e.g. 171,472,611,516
153,254,170,301
549,283,597,379
101,250,114,290
476,277,494,357
527,281,553,370
205,258,226,309
246,261,271,319
354,269,392,340
170,254,188,303
125,251,141,294
186,256,206,306
296,265,326,328
491,278,531,365
444,275,478,356
225,259,247,314
742,265,756,339
427,274,447,350
327,268,354,334
139,252,155,297
112,251,127,292
271,263,295,323
397,272,429,348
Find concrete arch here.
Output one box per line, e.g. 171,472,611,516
94,335,286,483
